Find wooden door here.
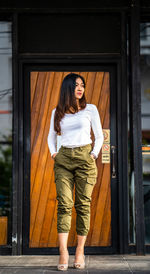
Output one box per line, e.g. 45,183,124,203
23,69,118,254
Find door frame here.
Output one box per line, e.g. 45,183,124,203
19,58,127,255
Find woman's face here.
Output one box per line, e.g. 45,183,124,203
74,77,85,100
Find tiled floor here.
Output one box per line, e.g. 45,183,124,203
0,255,150,273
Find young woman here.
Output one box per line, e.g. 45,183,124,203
47,73,104,271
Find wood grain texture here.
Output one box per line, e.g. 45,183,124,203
30,72,110,247
0,216,7,245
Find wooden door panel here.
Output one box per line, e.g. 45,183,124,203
30,71,110,247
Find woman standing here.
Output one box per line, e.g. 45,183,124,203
47,73,104,271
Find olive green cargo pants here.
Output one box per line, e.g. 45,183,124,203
53,144,98,236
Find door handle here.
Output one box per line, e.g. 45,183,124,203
111,145,116,178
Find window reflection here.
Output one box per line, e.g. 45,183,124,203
0,22,12,246
140,22,150,244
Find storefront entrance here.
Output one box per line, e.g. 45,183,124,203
22,64,118,255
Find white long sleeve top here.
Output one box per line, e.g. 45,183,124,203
47,103,104,159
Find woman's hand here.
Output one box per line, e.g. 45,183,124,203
90,153,96,160
52,153,58,159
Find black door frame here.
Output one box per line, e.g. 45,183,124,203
21,59,123,255
0,1,148,256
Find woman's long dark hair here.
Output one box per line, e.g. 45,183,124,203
54,73,86,135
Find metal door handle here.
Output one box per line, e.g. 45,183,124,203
111,145,116,178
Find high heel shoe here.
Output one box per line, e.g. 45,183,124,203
73,255,85,269
57,252,69,271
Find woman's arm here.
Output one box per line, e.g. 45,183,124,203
90,104,104,159
47,108,57,158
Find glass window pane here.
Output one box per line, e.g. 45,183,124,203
0,21,12,246
140,22,150,245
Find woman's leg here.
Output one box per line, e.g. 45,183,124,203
54,154,74,234
74,145,98,265
58,233,69,264
54,150,74,267
75,235,86,263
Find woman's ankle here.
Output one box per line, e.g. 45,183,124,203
59,247,68,254
76,246,84,251
75,247,84,256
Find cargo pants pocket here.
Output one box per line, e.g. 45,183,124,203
82,176,97,201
